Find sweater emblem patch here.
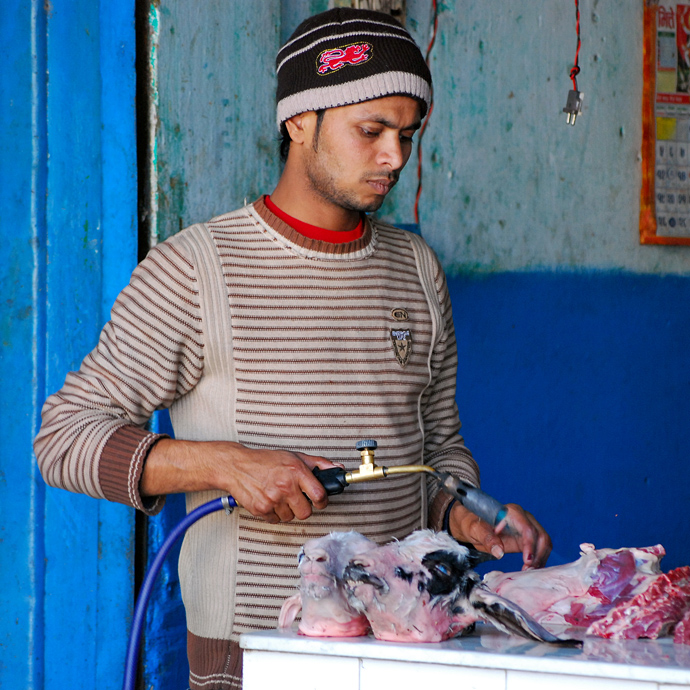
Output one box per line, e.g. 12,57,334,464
391,307,409,321
391,329,412,367
317,43,373,75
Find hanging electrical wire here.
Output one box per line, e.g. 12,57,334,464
414,0,439,224
570,0,581,90
563,0,584,125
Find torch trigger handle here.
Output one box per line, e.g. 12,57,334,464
312,467,349,496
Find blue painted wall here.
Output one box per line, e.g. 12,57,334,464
448,273,690,575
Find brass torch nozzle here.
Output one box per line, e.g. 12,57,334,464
345,440,438,484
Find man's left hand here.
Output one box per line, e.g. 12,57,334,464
448,501,552,570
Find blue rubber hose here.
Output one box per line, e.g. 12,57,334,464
122,495,238,690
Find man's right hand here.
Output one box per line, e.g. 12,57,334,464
140,438,337,523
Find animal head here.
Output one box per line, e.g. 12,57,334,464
297,531,376,600
280,531,376,637
344,530,476,601
342,529,578,646
343,530,479,642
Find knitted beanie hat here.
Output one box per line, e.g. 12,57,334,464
276,7,432,130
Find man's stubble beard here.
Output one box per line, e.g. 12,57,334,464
305,158,385,213
305,126,393,214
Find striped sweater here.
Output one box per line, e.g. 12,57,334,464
35,197,480,689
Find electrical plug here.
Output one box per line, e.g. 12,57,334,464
563,89,584,125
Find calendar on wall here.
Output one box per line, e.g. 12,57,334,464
641,1,690,245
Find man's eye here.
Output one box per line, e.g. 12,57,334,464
400,133,415,143
361,128,379,137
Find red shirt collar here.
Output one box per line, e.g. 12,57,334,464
264,195,364,244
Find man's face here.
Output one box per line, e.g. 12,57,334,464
301,96,422,213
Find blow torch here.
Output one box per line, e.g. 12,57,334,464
313,439,509,528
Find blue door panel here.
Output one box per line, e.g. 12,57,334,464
1,0,48,686
1,0,137,687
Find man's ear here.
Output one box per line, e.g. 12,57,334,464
284,111,317,146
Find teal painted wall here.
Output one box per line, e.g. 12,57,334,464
384,0,690,276
153,1,690,275
150,0,283,242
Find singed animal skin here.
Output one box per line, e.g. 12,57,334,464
481,542,690,644
342,532,477,642
278,531,376,637
342,530,575,645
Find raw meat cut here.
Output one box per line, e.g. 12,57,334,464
674,608,690,645
587,566,690,641
483,543,664,628
342,530,575,645
278,531,375,637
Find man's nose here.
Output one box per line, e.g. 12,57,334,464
377,133,405,171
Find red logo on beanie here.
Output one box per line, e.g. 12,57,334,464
317,43,372,75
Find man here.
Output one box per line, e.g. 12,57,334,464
35,8,550,689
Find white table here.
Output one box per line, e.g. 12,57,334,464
240,625,690,690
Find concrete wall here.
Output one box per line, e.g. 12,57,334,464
386,1,690,572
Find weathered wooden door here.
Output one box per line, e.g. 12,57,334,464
1,0,138,688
